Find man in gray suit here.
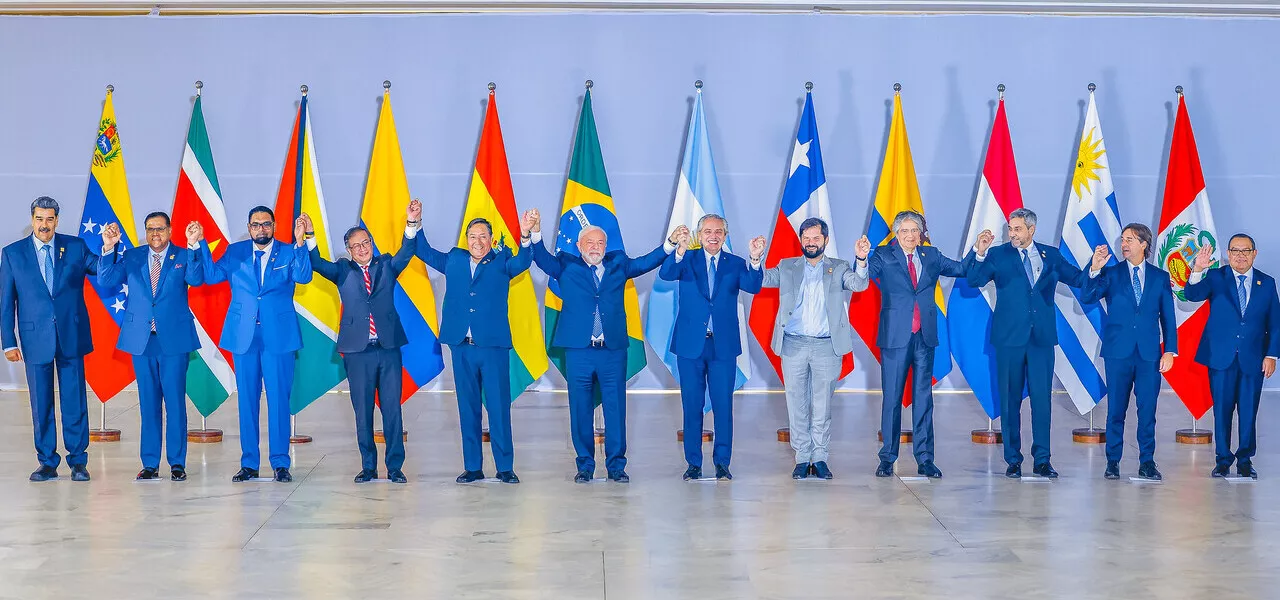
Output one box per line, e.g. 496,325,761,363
762,217,869,480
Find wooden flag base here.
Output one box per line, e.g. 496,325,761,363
877,430,913,444
1175,429,1212,444
482,428,489,442
187,429,223,443
676,429,713,442
1072,427,1106,443
89,429,121,443
777,427,790,442
290,434,313,444
594,427,605,445
374,430,408,443
971,429,1002,444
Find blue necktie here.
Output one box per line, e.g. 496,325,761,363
1021,248,1034,284
39,243,52,294
253,250,265,288
591,265,603,339
1132,266,1142,304
1238,274,1248,316
707,255,717,333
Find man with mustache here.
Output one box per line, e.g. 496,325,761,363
98,213,205,481
196,206,312,483
761,217,868,480
660,214,765,481
529,209,678,484
1,197,100,481
855,211,973,480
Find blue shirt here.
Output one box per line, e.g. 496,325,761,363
784,259,830,337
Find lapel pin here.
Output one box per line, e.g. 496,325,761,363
827,267,833,274
58,247,65,259
169,254,175,260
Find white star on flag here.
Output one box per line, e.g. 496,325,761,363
82,218,97,233
110,298,125,313
789,140,811,176
120,284,128,296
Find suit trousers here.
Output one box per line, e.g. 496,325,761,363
24,337,89,469
1209,356,1264,468
450,343,513,473
780,334,841,464
344,343,405,472
996,343,1055,467
134,334,189,469
676,336,737,468
234,327,296,470
1104,355,1160,464
565,347,628,475
878,331,936,465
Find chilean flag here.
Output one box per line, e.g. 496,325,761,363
748,90,853,380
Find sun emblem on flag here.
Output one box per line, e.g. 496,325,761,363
1070,128,1106,199
1159,223,1218,299
93,118,122,168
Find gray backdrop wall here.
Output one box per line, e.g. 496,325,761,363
1,13,1278,396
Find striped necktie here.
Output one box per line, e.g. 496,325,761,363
150,253,161,331
363,265,378,340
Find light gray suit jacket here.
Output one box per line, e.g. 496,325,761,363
761,256,869,356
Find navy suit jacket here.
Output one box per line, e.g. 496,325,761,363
0,234,98,363
311,234,416,354
1183,265,1280,372
1079,261,1178,361
966,242,1089,348
97,243,204,356
533,241,669,351
657,248,763,360
200,239,312,355
416,231,533,348
865,241,973,349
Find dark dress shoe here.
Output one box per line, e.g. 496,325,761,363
1032,463,1059,479
354,469,377,483
682,465,702,481
574,470,593,484
714,465,732,480
388,470,407,483
70,465,90,482
1239,463,1258,479
273,467,293,483
1005,464,1022,479
917,462,943,479
496,471,520,484
608,471,630,483
875,461,894,478
29,465,57,482
456,470,485,483
792,463,810,479
136,467,160,480
1104,461,1120,480
1211,465,1231,478
232,467,259,482
171,466,187,481
812,461,833,480
1138,462,1162,481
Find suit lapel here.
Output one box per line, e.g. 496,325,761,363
1135,263,1156,309
51,236,67,293
1223,267,1243,315
153,246,177,299
21,240,49,298
691,250,711,299
1031,244,1053,290
472,251,496,287
266,244,282,288
1243,271,1265,319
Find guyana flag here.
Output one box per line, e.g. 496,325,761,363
272,91,346,414
170,94,236,417
458,88,547,403
544,87,648,382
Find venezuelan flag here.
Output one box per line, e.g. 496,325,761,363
273,90,346,414
545,86,648,382
359,86,444,400
79,87,137,402
457,87,547,403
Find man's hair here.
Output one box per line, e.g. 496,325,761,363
144,211,171,227
891,211,926,236
1008,207,1037,228
30,196,59,217
1230,233,1257,251
466,218,493,237
798,217,828,239
579,225,607,243
344,226,371,247
248,206,275,222
1122,223,1154,260
697,213,729,235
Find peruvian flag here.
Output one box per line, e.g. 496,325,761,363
747,90,854,380
1157,92,1220,419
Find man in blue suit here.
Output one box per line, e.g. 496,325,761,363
1,197,98,482
197,206,311,483
1184,234,1280,479
303,203,418,484
856,211,975,480
416,202,535,485
968,208,1108,478
1080,223,1178,481
659,214,765,481
98,212,204,481
529,209,676,484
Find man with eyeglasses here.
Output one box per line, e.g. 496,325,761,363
1185,234,1280,479
99,212,205,481
302,203,418,484
195,206,311,483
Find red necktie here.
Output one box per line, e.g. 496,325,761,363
363,265,378,339
907,255,921,333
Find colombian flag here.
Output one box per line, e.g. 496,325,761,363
544,86,648,382
458,87,547,403
359,86,444,400
79,87,137,402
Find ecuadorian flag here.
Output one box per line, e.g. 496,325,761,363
359,87,444,400
273,91,346,414
545,86,648,382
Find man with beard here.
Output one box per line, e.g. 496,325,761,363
98,213,205,481
196,206,312,483
1,197,100,481
529,209,678,484
660,214,765,481
761,217,868,480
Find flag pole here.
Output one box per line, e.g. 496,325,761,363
971,83,1007,446
779,81,814,445
290,413,312,444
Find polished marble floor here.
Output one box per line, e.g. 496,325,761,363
0,387,1275,599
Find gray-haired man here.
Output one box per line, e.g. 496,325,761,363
762,217,868,479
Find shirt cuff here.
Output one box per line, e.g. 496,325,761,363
101,245,114,256
856,261,868,275
404,225,418,238
748,258,762,270
1188,271,1205,285
187,241,200,251
306,238,318,251
673,252,685,263
975,252,987,262
1089,269,1101,278
1267,356,1278,361
664,240,676,253
530,232,543,244
3,347,16,353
